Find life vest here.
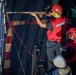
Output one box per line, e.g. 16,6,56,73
66,40,76,63
47,17,67,42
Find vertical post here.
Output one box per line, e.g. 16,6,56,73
2,0,12,75
1,0,5,74
0,0,5,74
31,45,40,75
31,45,37,75
0,1,2,74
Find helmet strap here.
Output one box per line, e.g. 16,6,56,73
53,12,61,18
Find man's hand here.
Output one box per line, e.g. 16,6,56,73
60,47,66,52
47,12,53,17
30,13,37,17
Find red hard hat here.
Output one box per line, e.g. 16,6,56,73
67,28,76,37
51,4,63,13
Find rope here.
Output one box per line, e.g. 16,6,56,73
6,13,51,62
13,38,26,75
6,14,26,75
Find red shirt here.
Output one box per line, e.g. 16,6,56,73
47,17,67,42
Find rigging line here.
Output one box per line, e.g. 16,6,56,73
6,14,26,75
13,36,26,75
6,14,51,62
13,11,26,75
6,14,49,62
12,26,47,62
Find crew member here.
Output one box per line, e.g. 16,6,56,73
30,4,67,70
45,55,72,75
61,28,76,75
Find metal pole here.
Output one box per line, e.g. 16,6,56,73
1,0,6,74
0,1,2,74
6,11,47,15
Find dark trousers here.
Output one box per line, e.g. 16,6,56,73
46,40,61,70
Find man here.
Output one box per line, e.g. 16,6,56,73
30,4,67,70
45,55,72,75
61,28,76,75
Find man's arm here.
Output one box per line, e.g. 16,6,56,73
30,13,46,28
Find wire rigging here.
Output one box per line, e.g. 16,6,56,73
6,14,51,62
6,13,26,75
13,36,26,75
